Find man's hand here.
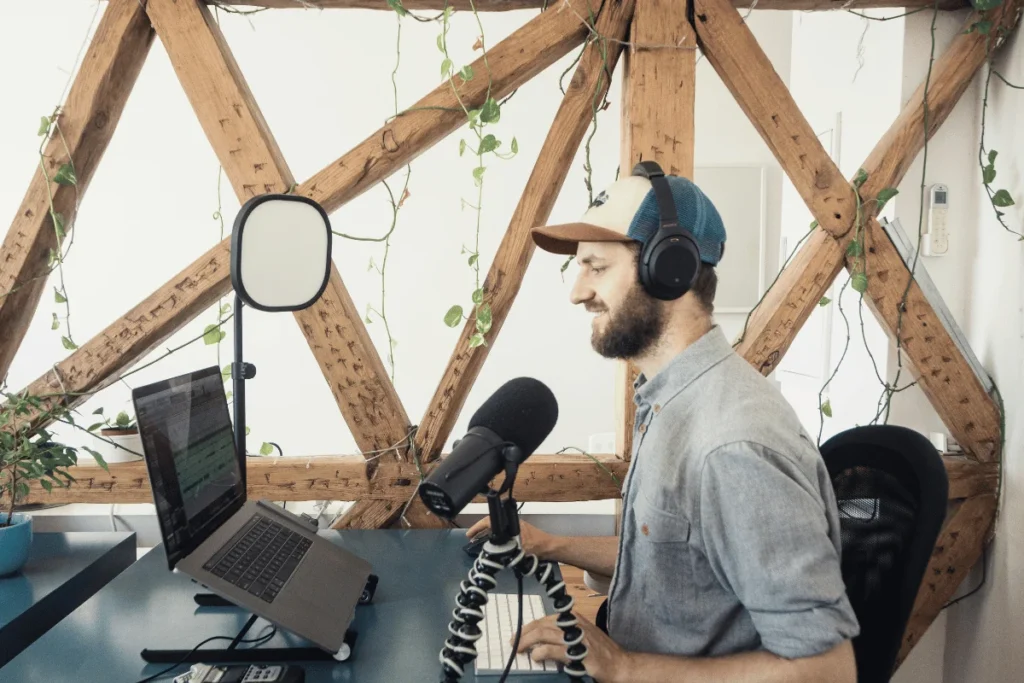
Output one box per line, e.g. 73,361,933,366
465,518,555,559
515,613,629,683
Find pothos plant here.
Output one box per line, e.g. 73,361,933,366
0,391,107,528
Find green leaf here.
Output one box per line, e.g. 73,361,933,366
983,164,996,185
468,254,479,267
480,97,501,124
437,34,445,52
820,399,833,418
511,137,518,154
441,58,453,78
975,19,993,35
51,313,60,330
810,220,819,230
225,391,232,401
47,248,58,267
82,446,108,472
53,163,77,186
479,134,499,154
846,240,863,258
386,0,408,15
851,272,869,293
467,109,481,124
222,364,232,381
818,296,831,307
40,479,52,493
875,187,899,210
444,305,463,328
472,166,486,186
475,304,492,334
220,302,232,316
260,442,274,456
471,288,484,305
853,168,868,189
61,335,77,351
459,139,467,157
52,212,65,241
116,411,130,428
988,149,998,164
54,287,66,304
560,256,573,274
87,422,104,432
992,189,1015,207
245,426,251,436
93,407,104,415
460,65,474,82
468,333,487,348
203,324,226,345
38,116,51,136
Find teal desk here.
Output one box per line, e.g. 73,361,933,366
1,529,589,682
0,531,136,668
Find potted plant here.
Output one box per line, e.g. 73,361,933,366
88,408,143,464
1,392,107,576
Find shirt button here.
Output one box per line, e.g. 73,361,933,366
638,424,647,434
653,404,661,414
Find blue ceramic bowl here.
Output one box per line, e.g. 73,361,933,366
0,513,33,577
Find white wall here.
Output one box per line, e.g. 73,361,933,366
0,3,791,518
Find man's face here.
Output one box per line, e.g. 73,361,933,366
570,242,665,360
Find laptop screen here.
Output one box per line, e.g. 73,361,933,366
133,366,245,569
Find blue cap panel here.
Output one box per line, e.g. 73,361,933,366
626,176,727,265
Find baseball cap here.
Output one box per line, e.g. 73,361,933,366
531,174,727,265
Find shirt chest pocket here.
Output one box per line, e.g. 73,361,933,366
629,490,696,619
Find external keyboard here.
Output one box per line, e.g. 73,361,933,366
203,514,312,603
475,593,559,676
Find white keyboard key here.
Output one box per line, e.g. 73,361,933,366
474,593,558,676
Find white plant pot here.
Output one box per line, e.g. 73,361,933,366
92,429,144,464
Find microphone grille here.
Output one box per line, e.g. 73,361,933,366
468,377,558,456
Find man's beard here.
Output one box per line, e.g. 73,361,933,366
590,283,666,360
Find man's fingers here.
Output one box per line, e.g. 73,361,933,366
529,644,570,665
515,623,566,652
465,518,491,538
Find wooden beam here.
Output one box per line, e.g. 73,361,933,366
0,0,153,383
148,0,412,458
12,453,629,505
5,0,592,437
731,1,1023,376
693,0,856,240
858,219,1001,462
898,494,997,665
415,0,636,465
300,0,595,214
206,0,970,11
943,456,999,500
615,0,697,462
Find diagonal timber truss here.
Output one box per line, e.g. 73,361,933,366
1,0,1018,668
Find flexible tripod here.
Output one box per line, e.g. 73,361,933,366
438,490,589,681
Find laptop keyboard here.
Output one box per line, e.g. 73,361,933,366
203,514,312,603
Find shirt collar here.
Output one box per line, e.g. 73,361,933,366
633,325,733,407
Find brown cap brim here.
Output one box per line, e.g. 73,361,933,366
530,223,636,255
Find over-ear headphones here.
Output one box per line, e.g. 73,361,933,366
632,161,702,301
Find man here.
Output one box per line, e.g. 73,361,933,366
466,167,860,682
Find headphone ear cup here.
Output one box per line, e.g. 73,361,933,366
640,231,701,300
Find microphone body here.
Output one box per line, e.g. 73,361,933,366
419,426,505,518
418,377,559,520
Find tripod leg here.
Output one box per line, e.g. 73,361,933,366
439,539,521,682
513,554,589,680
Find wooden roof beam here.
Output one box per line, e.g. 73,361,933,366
3,0,593,438
15,451,990,505
336,0,636,530
0,0,153,384
207,0,970,11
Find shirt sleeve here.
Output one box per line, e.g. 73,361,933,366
697,442,860,659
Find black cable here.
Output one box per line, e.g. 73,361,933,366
497,573,525,683
943,545,987,610
134,626,277,683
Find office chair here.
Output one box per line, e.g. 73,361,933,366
820,424,949,683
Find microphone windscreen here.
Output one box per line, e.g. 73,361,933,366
468,377,558,456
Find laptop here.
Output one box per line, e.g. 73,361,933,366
132,365,372,655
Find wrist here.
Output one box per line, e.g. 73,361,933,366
537,531,562,561
610,650,637,683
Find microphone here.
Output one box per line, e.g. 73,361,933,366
418,377,558,519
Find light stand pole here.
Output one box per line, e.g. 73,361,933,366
232,293,255,485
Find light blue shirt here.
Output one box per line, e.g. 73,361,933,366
606,325,860,659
